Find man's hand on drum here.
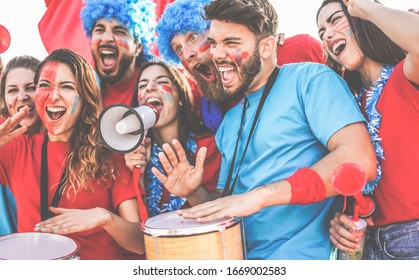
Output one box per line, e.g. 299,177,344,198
34,207,112,234
0,106,28,147
152,139,206,198
329,212,373,252
178,188,264,222
124,137,151,171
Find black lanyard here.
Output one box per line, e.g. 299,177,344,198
40,134,68,221
222,66,280,197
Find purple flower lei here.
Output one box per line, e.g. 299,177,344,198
356,64,395,194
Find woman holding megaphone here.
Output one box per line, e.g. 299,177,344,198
124,60,221,217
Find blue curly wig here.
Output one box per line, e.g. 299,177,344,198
80,0,156,55
156,0,211,65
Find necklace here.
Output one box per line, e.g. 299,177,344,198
356,64,395,194
145,134,197,217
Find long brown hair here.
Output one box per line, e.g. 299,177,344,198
316,0,406,92
34,49,115,198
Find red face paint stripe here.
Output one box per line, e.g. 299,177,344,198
198,41,211,52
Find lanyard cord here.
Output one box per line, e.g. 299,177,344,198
222,66,280,197
40,134,68,221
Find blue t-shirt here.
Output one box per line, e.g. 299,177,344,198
216,62,365,259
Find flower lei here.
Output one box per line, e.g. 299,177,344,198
145,134,197,217
355,64,395,194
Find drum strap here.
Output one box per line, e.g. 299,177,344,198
40,134,68,221
222,66,280,197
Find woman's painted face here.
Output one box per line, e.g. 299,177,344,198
137,64,180,129
317,2,364,71
4,67,41,129
35,61,82,142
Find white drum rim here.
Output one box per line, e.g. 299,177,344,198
142,211,241,237
0,232,80,260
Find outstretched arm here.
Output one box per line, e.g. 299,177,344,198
179,122,376,222
344,0,419,84
35,198,145,254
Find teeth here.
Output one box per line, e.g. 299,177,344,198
218,66,234,72
47,107,66,113
146,97,161,105
332,40,346,55
100,50,114,55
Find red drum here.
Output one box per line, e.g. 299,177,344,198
142,212,246,260
0,232,80,260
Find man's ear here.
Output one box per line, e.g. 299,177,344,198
259,36,276,59
136,42,144,56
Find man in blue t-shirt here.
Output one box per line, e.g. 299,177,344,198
151,0,377,259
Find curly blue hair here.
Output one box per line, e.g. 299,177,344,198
81,0,156,54
156,0,211,66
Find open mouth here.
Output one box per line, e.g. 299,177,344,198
99,47,118,70
145,97,163,112
218,65,236,86
194,63,215,82
46,106,66,121
332,39,346,56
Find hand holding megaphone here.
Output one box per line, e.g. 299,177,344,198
0,24,11,54
332,163,375,219
98,104,159,153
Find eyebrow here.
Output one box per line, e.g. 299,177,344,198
326,10,344,23
139,75,171,83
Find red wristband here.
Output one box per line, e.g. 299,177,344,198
286,167,326,205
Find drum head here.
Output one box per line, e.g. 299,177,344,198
142,211,240,237
0,232,79,260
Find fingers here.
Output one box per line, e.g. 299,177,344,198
151,166,167,184
162,142,179,168
195,147,207,172
124,144,149,170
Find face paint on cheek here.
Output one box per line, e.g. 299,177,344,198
334,19,350,33
198,41,211,53
231,49,249,67
91,37,100,49
137,90,146,104
71,95,79,115
161,85,175,103
116,38,130,50
344,29,353,37
35,92,49,127
181,60,190,70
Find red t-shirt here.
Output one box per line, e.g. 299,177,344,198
102,68,140,107
0,133,137,259
369,61,419,226
277,34,325,65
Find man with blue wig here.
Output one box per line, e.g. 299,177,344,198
156,0,325,132
81,0,156,107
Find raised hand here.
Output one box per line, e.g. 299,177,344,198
151,139,207,198
0,106,29,147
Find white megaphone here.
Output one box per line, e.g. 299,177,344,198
98,104,159,153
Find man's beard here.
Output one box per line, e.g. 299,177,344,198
94,54,134,85
190,61,230,102
225,48,261,97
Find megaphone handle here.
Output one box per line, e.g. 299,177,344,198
133,168,148,222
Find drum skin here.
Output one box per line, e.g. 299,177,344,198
142,212,245,260
0,232,80,260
